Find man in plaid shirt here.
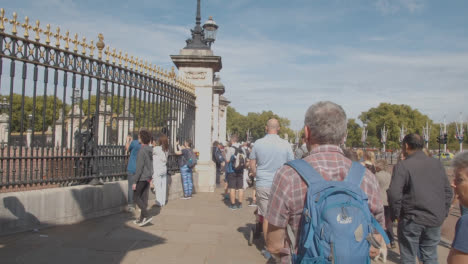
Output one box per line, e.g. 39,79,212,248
265,101,385,263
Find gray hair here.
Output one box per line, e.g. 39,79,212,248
452,151,468,171
304,101,347,145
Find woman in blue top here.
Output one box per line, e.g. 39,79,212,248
448,152,468,264
175,139,195,200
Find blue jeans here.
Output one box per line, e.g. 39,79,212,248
127,172,134,206
180,165,193,196
398,218,441,264
461,205,468,216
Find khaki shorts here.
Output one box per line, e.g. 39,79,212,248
255,186,271,216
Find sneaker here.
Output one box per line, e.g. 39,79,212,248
248,201,257,207
138,217,153,227
127,206,136,212
237,203,242,209
390,241,396,249
133,219,142,225
224,194,230,201
181,195,190,200
229,204,239,210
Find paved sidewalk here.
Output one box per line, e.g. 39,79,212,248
0,187,452,264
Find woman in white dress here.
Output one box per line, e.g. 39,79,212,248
152,134,169,207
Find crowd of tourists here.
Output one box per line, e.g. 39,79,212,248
124,130,196,227
213,101,467,264
123,100,468,264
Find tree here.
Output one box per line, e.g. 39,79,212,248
346,119,362,148
1,94,67,133
358,103,433,150
227,106,296,143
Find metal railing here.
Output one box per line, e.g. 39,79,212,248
0,9,196,189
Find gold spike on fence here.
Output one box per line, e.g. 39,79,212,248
0,8,195,95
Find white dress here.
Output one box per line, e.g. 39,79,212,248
152,146,168,206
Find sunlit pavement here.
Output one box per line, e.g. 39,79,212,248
0,187,452,264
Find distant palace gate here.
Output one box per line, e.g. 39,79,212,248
0,9,196,190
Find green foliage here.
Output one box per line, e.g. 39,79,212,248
81,95,174,130
358,103,433,150
1,94,67,133
227,106,296,142
346,119,363,148
1,93,176,133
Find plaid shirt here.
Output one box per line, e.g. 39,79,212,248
266,145,385,263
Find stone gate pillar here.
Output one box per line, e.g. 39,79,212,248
219,96,230,144
171,51,222,193
212,75,225,143
170,0,223,193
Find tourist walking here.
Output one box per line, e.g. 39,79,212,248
125,133,141,211
265,102,385,263
388,133,453,264
249,118,294,257
448,151,468,264
294,134,308,159
212,141,225,185
175,139,196,199
375,159,396,248
152,133,169,207
132,129,154,227
225,135,246,209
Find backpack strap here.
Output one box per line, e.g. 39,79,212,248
344,161,366,186
371,217,391,245
285,159,324,187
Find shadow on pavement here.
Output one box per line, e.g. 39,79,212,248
0,185,167,264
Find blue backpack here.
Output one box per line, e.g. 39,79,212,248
286,160,389,264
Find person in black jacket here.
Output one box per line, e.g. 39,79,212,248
388,133,453,264
132,129,154,227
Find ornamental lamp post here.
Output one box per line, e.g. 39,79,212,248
381,124,388,153
455,113,465,152
399,124,407,145
422,121,431,150
361,122,368,150
203,16,218,47
184,0,218,50
0,97,9,112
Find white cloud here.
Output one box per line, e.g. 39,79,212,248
3,0,467,131
375,0,425,14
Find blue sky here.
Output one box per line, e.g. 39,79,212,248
2,0,468,129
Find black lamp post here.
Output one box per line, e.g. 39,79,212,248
0,97,9,113
184,0,219,50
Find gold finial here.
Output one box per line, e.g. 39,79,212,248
80,37,87,55
63,31,70,50
135,57,139,71
105,46,110,61
0,8,7,32
124,53,129,68
144,61,148,74
32,20,41,41
139,59,144,73
111,48,116,64
89,40,95,57
118,50,122,65
170,66,176,79
10,12,20,35
43,24,53,45
129,56,134,69
21,16,32,38
72,33,79,52
54,27,61,47
96,33,105,60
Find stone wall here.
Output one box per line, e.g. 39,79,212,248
0,171,198,236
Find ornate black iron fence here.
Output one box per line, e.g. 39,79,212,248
0,9,196,189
